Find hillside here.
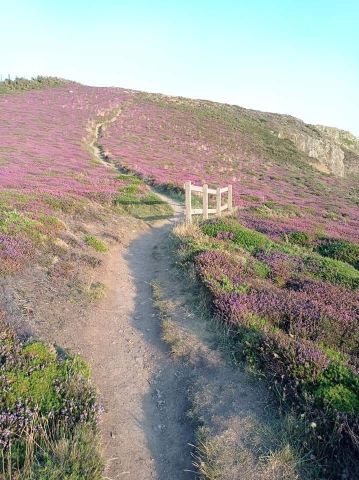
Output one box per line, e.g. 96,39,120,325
103,92,359,243
0,78,358,479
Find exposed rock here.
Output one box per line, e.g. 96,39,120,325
315,125,359,156
273,122,359,178
316,125,359,176
277,129,345,177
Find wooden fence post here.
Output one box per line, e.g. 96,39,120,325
203,184,208,219
185,181,192,223
216,187,221,216
228,184,233,213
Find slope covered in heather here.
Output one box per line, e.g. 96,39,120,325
103,92,359,243
101,90,359,476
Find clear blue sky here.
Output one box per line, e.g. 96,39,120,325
1,0,358,135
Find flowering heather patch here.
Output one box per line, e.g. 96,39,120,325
196,250,248,295
195,249,270,295
201,218,359,289
0,85,177,271
0,84,133,197
102,93,359,244
0,85,127,271
254,250,302,284
175,219,359,473
0,233,34,273
214,285,358,356
0,315,100,475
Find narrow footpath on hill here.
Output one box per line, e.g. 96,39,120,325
83,112,194,479
74,111,304,480
83,200,195,480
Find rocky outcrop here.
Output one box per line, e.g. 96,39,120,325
316,126,359,176
277,129,346,176
315,125,359,155
272,120,359,178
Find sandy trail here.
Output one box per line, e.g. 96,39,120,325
79,111,196,479
81,189,195,479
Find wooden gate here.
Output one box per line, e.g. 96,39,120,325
184,181,233,223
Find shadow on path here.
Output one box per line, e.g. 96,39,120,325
122,205,195,479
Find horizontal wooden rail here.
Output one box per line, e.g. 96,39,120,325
189,184,218,195
184,181,233,223
190,185,204,193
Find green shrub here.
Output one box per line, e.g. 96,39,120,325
316,238,359,269
0,76,69,95
202,219,273,252
2,344,91,413
0,210,42,240
313,384,359,414
285,231,313,247
0,324,102,478
251,259,271,278
22,341,57,365
4,364,61,411
303,253,359,289
216,274,235,293
310,361,359,414
84,235,108,253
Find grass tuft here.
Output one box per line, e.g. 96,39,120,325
84,235,108,253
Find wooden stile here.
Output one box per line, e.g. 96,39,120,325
185,180,192,223
228,184,233,212
203,184,208,219
216,187,221,216
184,180,233,223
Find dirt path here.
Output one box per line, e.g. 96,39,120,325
77,185,197,480
75,111,195,479
88,108,122,168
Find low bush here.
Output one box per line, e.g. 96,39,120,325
284,230,314,247
84,235,108,253
0,318,102,478
202,218,273,252
0,76,69,94
302,253,359,289
316,237,359,269
278,231,359,271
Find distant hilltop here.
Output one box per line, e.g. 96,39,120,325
1,75,358,178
